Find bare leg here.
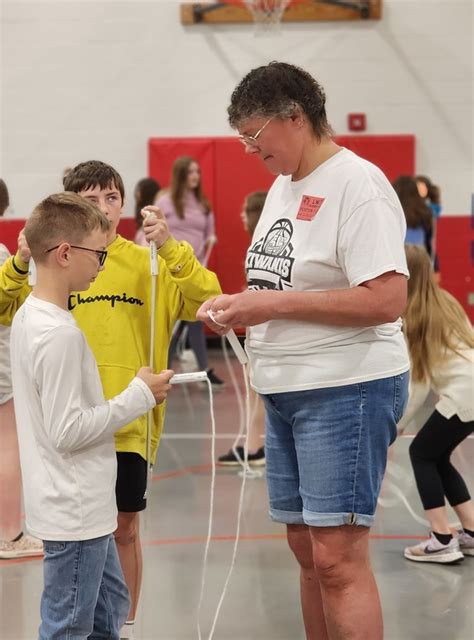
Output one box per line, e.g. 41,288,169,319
0,399,22,541
423,506,452,534
247,390,265,452
287,524,329,640
115,512,142,621
310,525,383,640
453,500,474,531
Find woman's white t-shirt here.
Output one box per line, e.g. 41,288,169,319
245,148,410,394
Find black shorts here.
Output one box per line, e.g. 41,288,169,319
115,452,148,513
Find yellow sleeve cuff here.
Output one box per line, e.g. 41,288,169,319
12,253,29,275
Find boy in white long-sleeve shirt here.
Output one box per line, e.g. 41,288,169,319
10,192,174,640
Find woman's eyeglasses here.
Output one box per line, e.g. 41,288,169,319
238,118,273,148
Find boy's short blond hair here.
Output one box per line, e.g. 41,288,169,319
25,192,110,263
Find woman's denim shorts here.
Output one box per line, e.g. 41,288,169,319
261,372,409,528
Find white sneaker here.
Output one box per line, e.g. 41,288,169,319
0,534,44,559
404,533,464,564
457,530,474,557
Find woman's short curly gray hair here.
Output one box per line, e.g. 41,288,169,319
228,61,333,140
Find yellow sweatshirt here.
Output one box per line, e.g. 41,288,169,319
0,235,221,461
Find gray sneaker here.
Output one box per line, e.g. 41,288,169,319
457,530,474,557
404,533,464,564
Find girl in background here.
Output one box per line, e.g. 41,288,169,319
416,174,442,278
416,175,442,219
157,157,223,386
393,175,433,255
399,245,474,563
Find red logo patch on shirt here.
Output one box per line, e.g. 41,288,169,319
296,195,325,221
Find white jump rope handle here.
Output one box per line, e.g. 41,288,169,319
206,309,248,365
143,210,159,495
149,239,158,277
28,258,37,286
225,329,248,365
170,371,208,384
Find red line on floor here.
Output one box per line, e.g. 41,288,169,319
151,463,212,482
143,533,427,547
145,533,287,546
369,534,426,540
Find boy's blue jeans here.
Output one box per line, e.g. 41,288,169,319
39,533,130,640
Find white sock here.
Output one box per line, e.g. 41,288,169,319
120,620,135,639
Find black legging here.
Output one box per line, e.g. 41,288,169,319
409,410,473,511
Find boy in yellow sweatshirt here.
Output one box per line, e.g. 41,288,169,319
0,160,221,634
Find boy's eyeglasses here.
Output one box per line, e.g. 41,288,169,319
238,118,273,148
45,244,108,267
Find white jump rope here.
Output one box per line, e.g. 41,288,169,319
220,334,264,480
143,210,253,638
198,237,261,480
197,313,250,640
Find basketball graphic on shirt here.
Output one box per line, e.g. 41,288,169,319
246,218,295,291
264,219,293,256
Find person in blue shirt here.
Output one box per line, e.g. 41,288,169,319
416,175,442,276
393,175,433,253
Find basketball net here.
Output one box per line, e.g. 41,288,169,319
244,0,291,33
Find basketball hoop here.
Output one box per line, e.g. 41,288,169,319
244,0,291,33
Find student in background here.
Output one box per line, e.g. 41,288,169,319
416,174,442,278
218,191,267,467
10,192,174,638
400,244,474,563
392,175,433,254
0,179,10,216
157,156,224,387
134,177,161,247
0,179,43,559
416,175,442,219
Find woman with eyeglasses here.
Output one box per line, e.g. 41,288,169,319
198,62,410,640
